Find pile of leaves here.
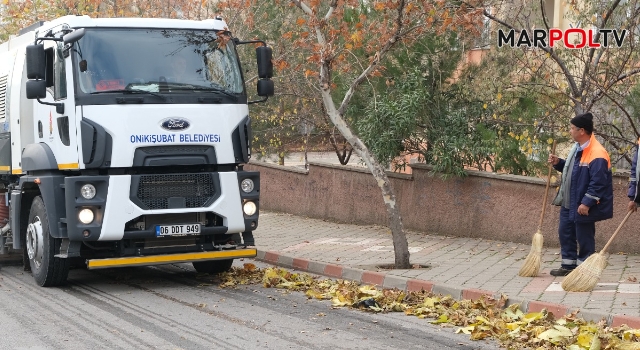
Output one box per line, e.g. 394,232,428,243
218,264,640,349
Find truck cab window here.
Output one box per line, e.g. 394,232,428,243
72,28,245,98
205,40,243,93
44,47,54,88
54,42,67,100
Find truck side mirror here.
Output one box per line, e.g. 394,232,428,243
257,79,274,97
256,46,273,79
63,28,85,44
26,80,47,99
237,40,275,104
25,38,65,113
26,44,46,80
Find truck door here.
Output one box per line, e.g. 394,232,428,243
32,41,78,171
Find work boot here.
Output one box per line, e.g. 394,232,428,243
550,267,573,276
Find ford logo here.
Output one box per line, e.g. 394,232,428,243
160,118,190,131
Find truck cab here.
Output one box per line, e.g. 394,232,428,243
0,15,273,286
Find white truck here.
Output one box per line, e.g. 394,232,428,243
0,15,273,286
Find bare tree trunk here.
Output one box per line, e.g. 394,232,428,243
320,89,410,268
303,129,310,170
329,130,353,165
293,0,411,268
278,99,286,166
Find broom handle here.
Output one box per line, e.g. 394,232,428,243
537,140,557,230
600,210,634,254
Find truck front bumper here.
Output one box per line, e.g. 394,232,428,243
65,171,259,241
86,248,257,269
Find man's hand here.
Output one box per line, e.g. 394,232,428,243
629,200,638,213
577,204,590,215
548,154,559,166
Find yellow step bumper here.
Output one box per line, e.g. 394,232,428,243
86,248,257,270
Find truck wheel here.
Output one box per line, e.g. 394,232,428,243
192,259,234,274
26,196,69,287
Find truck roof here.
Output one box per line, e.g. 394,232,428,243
43,15,229,31
2,15,230,50
0,15,229,52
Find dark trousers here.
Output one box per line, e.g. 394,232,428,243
558,207,596,269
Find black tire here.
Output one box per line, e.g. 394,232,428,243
192,259,234,274
26,196,69,287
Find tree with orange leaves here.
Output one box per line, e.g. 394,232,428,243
0,0,208,41
282,0,483,268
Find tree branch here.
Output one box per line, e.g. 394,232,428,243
539,0,551,32
469,3,582,104
337,0,407,115
593,85,640,138
592,67,640,103
324,0,338,22
581,0,621,93
597,129,632,162
290,0,313,16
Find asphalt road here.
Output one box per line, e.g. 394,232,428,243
0,260,501,350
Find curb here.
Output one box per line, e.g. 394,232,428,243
255,250,640,328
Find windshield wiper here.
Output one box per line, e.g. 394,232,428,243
174,86,239,101
123,88,167,100
90,88,166,101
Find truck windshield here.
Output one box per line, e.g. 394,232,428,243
71,28,244,95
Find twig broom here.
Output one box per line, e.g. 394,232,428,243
518,141,557,277
562,210,634,292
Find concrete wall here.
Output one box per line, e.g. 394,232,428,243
246,161,639,253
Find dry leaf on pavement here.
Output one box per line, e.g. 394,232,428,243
215,266,640,349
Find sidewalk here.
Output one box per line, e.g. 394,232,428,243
253,211,640,328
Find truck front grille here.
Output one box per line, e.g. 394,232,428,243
134,173,216,210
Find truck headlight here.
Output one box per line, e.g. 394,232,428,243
78,208,94,224
243,201,256,216
80,184,96,199
241,179,254,193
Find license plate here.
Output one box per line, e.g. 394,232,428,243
156,224,201,236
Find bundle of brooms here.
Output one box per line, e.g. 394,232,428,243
562,210,634,292
518,141,556,277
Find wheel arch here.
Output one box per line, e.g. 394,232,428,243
10,182,39,250
21,143,58,171
11,174,67,250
